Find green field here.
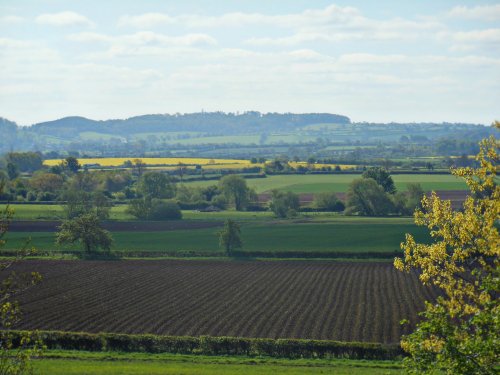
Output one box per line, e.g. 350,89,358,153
3,218,429,254
184,174,467,193
35,351,402,374
1,204,134,221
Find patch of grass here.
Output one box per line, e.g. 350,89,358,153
0,205,404,222
0,204,136,221
34,351,402,375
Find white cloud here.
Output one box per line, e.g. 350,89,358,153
0,15,24,24
68,31,217,50
0,37,33,49
35,11,94,27
438,28,500,51
448,5,500,21
2,47,498,124
245,9,442,46
117,5,361,29
288,49,324,60
67,31,217,55
453,28,500,44
118,13,174,28
119,5,442,48
67,32,112,43
337,53,407,64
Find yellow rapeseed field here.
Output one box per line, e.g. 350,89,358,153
44,158,357,171
288,162,357,170
44,157,251,167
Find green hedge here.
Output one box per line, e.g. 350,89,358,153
8,330,403,360
0,249,400,259
230,250,400,259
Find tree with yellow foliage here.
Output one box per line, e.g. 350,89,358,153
394,122,499,374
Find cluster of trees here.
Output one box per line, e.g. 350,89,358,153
345,168,424,216
0,152,425,219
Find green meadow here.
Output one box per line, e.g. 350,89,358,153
183,173,467,193
35,351,402,375
3,217,429,254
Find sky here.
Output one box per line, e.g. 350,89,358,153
0,1,499,125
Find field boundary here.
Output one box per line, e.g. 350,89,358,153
0,249,401,259
9,330,403,360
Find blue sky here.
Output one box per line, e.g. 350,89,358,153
0,1,499,125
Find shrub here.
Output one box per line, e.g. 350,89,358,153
313,192,345,212
36,191,57,202
149,200,182,220
269,190,300,218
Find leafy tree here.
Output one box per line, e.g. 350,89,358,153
127,198,181,220
64,156,80,173
6,162,18,180
362,167,396,194
217,219,242,256
101,171,132,193
66,171,99,192
200,185,220,202
269,190,300,218
177,162,186,181
62,190,111,220
126,197,153,220
29,172,64,193
48,164,64,175
394,126,499,374
392,183,425,216
405,182,425,212
219,175,252,211
132,159,146,177
313,192,345,212
138,172,176,199
345,178,394,216
56,212,113,254
0,183,43,374
175,184,205,204
7,152,43,173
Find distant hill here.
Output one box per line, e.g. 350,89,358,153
0,112,494,156
27,112,351,138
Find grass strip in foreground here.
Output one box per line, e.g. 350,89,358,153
35,351,403,374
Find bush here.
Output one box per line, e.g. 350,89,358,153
149,200,182,220
177,200,210,210
211,195,227,209
26,191,37,201
36,191,57,202
313,192,345,212
269,190,300,218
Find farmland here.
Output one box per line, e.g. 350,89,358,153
3,217,430,255
183,173,467,193
43,157,359,171
13,260,438,344
43,157,252,167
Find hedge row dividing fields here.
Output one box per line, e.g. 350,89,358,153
12,260,438,344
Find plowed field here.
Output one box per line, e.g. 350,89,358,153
13,260,438,344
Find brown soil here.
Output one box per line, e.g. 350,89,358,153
11,260,439,344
